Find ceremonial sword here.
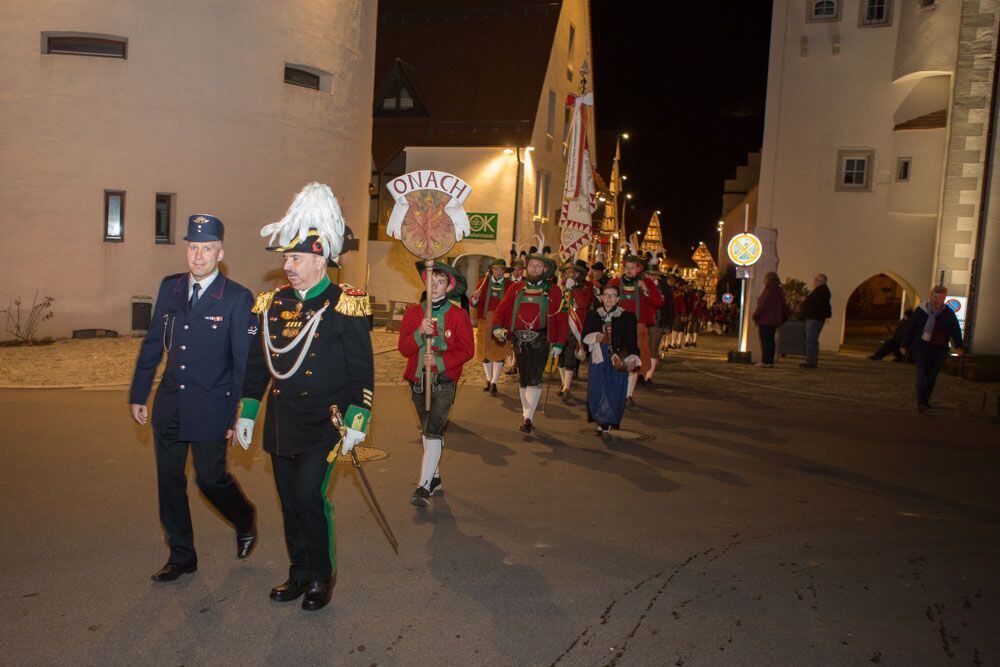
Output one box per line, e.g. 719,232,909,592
329,406,400,555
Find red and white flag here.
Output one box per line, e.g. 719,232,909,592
558,92,597,261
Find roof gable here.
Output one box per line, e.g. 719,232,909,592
373,1,563,167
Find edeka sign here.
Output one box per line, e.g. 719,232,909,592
466,212,498,240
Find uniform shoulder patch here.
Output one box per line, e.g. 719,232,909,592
253,288,279,314
335,283,372,317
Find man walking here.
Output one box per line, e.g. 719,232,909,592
237,183,375,611
608,251,663,405
470,258,509,394
492,253,567,433
900,285,964,413
129,214,257,583
398,262,475,506
800,273,832,369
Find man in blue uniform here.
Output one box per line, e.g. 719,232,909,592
129,214,257,583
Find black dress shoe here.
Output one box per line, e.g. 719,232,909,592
151,562,197,582
625,397,636,408
302,578,333,611
518,418,533,433
270,578,309,602
236,525,257,560
482,382,492,392
490,383,498,395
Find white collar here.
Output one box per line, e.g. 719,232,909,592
597,306,623,318
189,269,219,297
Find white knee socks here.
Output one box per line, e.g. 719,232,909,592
627,372,638,397
559,368,573,391
419,435,442,489
490,362,504,384
483,361,493,381
645,359,658,381
522,385,542,420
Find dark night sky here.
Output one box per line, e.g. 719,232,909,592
591,0,774,251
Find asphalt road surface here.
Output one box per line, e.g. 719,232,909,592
1,381,997,666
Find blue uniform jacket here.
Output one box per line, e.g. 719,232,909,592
129,273,256,441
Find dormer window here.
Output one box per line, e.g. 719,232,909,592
373,59,428,117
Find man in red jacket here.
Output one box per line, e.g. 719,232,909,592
398,262,475,506
470,258,510,393
609,253,663,405
492,253,567,432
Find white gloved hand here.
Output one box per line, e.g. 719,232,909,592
565,278,576,289
493,328,508,343
550,345,563,358
341,427,366,454
236,418,255,450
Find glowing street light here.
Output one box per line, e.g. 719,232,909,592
503,148,514,155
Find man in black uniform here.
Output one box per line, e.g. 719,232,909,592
129,214,257,583
236,183,374,612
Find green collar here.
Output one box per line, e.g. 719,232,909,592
296,275,331,301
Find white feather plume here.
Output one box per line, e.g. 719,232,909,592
533,234,545,253
260,182,346,260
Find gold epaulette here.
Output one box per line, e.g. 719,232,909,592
253,288,278,314
336,284,372,317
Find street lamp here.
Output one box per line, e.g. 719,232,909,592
716,220,725,267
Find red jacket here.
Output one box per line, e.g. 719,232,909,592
564,282,594,338
673,291,688,316
491,280,568,346
609,275,664,325
471,274,508,319
398,301,475,383
752,282,788,327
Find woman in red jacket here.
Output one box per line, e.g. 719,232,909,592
751,271,789,368
398,262,475,506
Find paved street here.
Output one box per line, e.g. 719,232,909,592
1,366,998,665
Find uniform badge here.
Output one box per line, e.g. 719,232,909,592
248,325,259,335
444,329,452,338
205,315,224,321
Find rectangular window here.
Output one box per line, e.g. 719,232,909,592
919,0,936,8
563,104,573,143
284,66,320,90
534,170,551,221
859,0,891,26
43,33,127,59
896,157,911,181
104,190,125,241
155,193,174,244
547,89,556,137
836,149,875,191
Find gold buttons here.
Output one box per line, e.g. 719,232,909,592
300,391,309,396
305,370,313,376
271,388,281,396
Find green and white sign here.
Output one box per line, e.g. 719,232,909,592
466,212,498,240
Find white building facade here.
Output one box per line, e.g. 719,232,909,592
0,1,377,339
759,0,1000,353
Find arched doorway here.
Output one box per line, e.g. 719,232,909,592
842,273,917,349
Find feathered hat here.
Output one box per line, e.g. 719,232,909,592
260,182,347,267
622,235,647,270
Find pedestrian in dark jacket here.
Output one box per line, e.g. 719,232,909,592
900,286,964,413
869,310,912,362
800,274,832,369
752,271,788,367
